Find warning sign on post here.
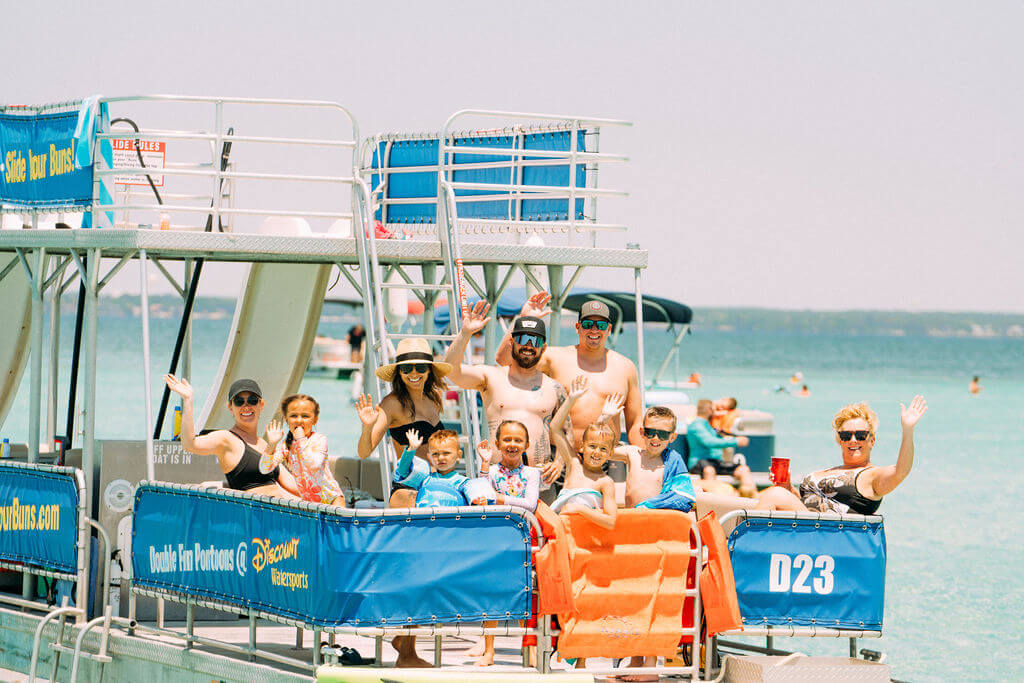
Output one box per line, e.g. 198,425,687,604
112,139,166,186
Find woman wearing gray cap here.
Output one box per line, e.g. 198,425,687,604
163,374,299,498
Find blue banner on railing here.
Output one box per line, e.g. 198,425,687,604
370,130,587,223
728,517,886,630
0,107,93,208
0,463,80,574
132,484,533,627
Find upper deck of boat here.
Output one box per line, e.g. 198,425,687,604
0,229,648,269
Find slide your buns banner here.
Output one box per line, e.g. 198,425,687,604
0,463,81,575
0,105,93,208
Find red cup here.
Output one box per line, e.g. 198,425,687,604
770,457,790,487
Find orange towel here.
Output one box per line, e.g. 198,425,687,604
556,509,694,659
534,502,575,616
698,511,743,636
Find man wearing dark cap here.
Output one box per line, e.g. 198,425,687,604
444,301,568,499
497,292,644,449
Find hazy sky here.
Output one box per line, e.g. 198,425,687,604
5,2,1023,312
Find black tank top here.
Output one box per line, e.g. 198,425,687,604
388,420,443,446
224,430,280,491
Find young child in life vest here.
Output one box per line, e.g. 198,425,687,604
393,428,471,507
262,394,344,506
549,375,618,529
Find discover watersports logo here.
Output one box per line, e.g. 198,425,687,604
251,537,308,591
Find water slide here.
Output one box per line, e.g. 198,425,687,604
196,218,332,432
0,226,32,427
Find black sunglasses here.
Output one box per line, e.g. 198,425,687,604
580,319,610,331
513,333,545,348
231,395,260,407
398,363,431,374
643,427,673,440
837,430,872,442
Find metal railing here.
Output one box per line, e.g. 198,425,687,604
126,482,545,671
714,509,885,669
359,111,631,246
92,95,363,233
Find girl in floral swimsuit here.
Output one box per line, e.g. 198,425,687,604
261,394,344,506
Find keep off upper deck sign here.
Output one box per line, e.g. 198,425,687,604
112,139,165,186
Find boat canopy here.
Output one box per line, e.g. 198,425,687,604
562,290,693,327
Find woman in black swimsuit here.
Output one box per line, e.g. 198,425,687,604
355,338,452,508
163,374,299,499
755,396,928,514
354,338,452,668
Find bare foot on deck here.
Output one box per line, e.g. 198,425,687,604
395,653,432,668
392,636,431,668
464,639,485,657
474,652,494,666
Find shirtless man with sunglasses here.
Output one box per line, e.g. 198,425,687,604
496,293,644,450
444,301,568,498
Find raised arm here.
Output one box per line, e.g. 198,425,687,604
444,300,491,391
551,374,585,437
869,396,927,497
259,420,287,473
393,430,423,480
622,362,645,447
355,394,390,459
163,374,232,456
496,291,552,366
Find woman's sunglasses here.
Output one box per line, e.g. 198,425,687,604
231,395,260,407
580,319,610,331
398,363,431,375
837,430,872,442
643,427,673,440
513,333,544,348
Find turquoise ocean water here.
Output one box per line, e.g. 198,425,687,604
2,313,1021,681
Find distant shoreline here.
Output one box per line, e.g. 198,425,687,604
78,295,1024,339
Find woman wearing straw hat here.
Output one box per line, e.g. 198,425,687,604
356,338,453,508
355,338,452,668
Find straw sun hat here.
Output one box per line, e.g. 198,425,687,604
375,338,453,382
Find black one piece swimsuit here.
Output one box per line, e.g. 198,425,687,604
224,430,280,491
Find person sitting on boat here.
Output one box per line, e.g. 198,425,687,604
710,397,740,434
260,393,345,506
393,428,472,507
444,300,568,503
609,404,694,511
355,340,453,668
687,399,757,497
547,376,618,529
355,338,452,508
162,375,299,499
496,293,645,450
755,397,927,514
